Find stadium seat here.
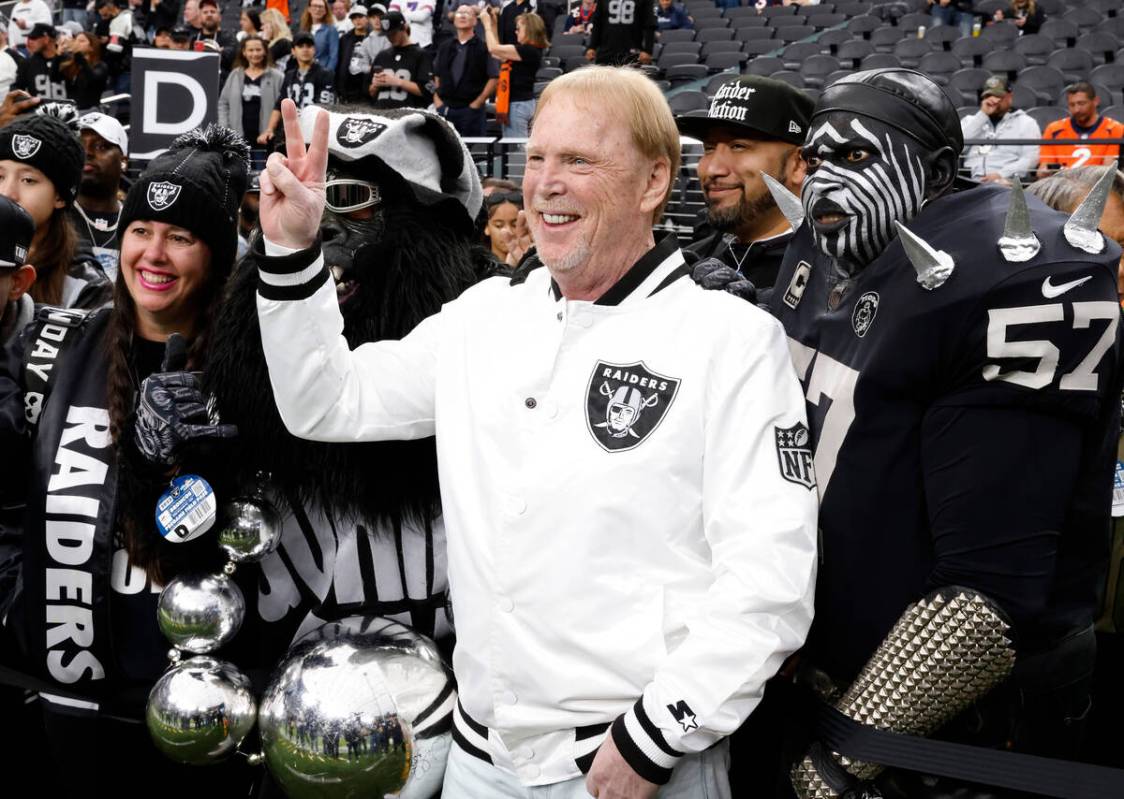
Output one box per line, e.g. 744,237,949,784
541,56,561,68
535,66,563,81
783,41,825,68
837,1,873,16
1011,82,1041,109
1036,0,1064,14
659,52,703,69
724,7,763,23
918,51,962,84
837,39,876,68
1047,48,1095,83
738,27,777,41
702,40,745,56
769,70,806,88
1077,32,1120,65
1040,19,1080,47
861,52,902,69
1091,63,1124,103
824,69,854,87
894,37,935,69
549,44,587,60
706,51,749,72
1014,34,1056,66
669,90,710,113
946,67,992,105
898,12,930,32
1017,65,1067,104
775,26,816,43
818,29,855,51
846,14,883,38
732,17,769,29
688,5,724,21
871,26,907,53
665,63,709,86
705,71,737,95
763,4,798,16
697,26,736,42
562,55,590,72
659,29,697,43
662,41,703,56
769,15,810,28
957,105,977,119
809,13,848,29
1027,105,1068,130
925,25,963,50
534,80,551,97
952,36,991,68
974,0,1007,16
1102,104,1124,121
743,39,784,56
1089,81,1117,105
1064,6,1105,32
747,56,786,76
800,54,842,88
1089,0,1120,17
980,22,1019,44
982,50,1027,77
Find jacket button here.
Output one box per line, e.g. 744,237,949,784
524,397,537,409
501,690,518,706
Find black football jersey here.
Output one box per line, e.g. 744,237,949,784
588,0,656,59
372,44,433,110
276,63,335,111
770,183,1123,683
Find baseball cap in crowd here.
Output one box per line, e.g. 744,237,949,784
368,3,387,14
292,30,316,46
0,196,34,270
198,0,219,8
381,10,406,32
981,75,1011,98
171,26,194,42
350,4,368,17
78,111,129,156
27,22,56,40
676,75,814,146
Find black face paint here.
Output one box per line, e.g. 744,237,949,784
801,113,928,274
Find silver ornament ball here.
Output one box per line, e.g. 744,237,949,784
259,616,455,799
146,656,258,765
218,496,284,563
157,573,246,654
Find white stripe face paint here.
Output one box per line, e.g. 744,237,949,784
801,115,928,273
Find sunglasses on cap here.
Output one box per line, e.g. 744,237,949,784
485,191,523,208
325,178,381,214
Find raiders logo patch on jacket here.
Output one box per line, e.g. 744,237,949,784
586,360,680,452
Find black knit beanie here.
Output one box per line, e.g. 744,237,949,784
120,125,250,272
0,113,84,206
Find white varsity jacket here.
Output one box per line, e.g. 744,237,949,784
255,234,819,786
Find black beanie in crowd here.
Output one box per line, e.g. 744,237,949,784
0,113,84,206
120,125,250,272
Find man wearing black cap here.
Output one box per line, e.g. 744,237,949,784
0,195,36,345
770,68,1124,798
677,75,812,300
14,23,67,101
337,4,373,102
369,10,433,109
263,31,336,143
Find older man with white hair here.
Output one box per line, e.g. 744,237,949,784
250,69,818,799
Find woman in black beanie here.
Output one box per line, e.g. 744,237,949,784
0,125,260,795
0,111,112,309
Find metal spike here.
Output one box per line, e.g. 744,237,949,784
762,172,805,231
1064,161,1118,254
894,221,955,290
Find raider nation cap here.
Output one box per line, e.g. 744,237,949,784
676,75,814,145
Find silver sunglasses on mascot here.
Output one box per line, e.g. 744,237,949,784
324,178,381,214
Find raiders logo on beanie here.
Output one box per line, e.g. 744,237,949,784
0,113,84,205
119,125,250,272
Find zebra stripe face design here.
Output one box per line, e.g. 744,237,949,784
801,114,928,274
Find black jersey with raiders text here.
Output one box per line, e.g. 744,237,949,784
276,63,335,111
372,44,433,110
770,183,1124,684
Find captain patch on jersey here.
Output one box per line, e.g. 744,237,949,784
586,360,680,452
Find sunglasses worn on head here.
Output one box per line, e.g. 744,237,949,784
485,191,523,207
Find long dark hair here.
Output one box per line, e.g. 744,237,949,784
26,211,79,307
235,33,273,69
58,32,102,81
105,231,231,583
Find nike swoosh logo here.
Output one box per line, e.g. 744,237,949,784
1042,275,1093,299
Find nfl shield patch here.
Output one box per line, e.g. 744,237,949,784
775,422,815,489
586,360,680,453
147,181,182,212
11,134,41,160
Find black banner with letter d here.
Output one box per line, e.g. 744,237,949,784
131,49,220,160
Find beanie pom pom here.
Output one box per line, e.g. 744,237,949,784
34,101,81,131
170,124,251,170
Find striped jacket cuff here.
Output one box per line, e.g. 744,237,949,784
610,697,683,786
256,234,329,301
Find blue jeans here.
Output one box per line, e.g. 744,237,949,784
442,739,732,799
930,5,975,36
443,104,487,137
503,99,535,138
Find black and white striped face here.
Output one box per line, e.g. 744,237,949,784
801,114,927,272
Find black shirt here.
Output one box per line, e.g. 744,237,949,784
336,29,368,103
241,72,263,142
685,228,794,294
433,33,497,107
508,42,542,103
372,43,433,109
14,53,67,100
276,63,336,110
589,0,656,62
499,0,532,44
